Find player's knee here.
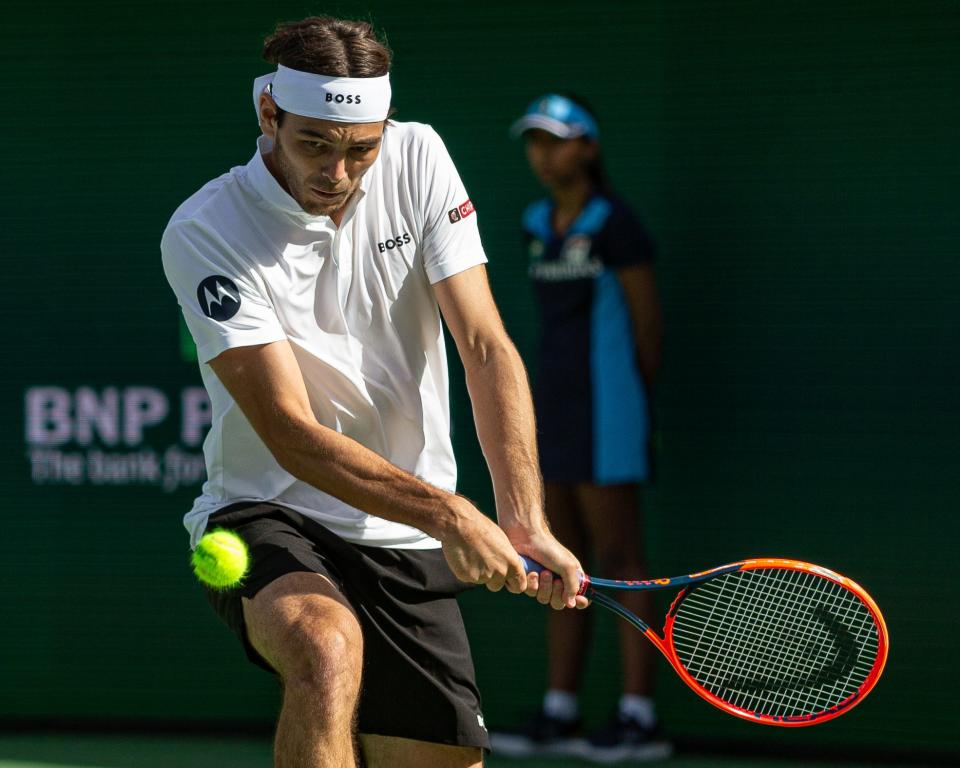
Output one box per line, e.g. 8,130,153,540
277,617,363,722
281,607,363,690
246,580,364,697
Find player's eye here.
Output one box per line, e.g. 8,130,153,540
350,146,375,156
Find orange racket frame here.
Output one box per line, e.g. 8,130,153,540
522,557,889,726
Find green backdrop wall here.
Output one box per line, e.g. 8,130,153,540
3,0,958,759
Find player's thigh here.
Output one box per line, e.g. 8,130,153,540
545,481,588,553
576,482,645,570
242,570,363,681
360,734,482,768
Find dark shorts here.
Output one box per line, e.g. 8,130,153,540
200,502,489,749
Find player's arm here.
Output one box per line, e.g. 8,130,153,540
207,339,526,593
617,263,662,391
432,264,586,609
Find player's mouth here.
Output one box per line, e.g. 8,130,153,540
310,186,347,200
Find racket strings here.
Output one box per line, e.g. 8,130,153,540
675,572,859,717
685,571,878,716
670,568,880,718
689,572,877,717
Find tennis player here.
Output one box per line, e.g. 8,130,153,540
490,94,669,762
161,17,584,768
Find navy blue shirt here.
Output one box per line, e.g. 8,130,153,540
524,192,655,484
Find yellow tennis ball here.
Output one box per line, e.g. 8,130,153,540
192,528,249,589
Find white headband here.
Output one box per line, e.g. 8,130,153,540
252,64,392,123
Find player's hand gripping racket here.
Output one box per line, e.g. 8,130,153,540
521,556,888,726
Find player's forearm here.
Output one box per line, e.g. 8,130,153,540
462,338,546,532
270,419,464,540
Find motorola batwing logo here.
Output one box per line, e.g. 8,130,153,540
197,276,241,321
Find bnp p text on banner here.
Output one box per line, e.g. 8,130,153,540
24,386,210,493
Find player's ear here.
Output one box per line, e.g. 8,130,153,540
258,92,281,139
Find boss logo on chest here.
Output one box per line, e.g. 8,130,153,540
377,233,412,252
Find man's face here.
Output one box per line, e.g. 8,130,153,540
262,98,385,218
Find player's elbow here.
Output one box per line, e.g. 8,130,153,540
461,331,517,373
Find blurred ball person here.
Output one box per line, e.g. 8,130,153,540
491,94,669,763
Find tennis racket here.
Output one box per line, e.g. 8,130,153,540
521,556,888,726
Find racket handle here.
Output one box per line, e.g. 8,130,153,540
520,555,589,596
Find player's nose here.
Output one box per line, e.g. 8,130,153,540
320,154,348,182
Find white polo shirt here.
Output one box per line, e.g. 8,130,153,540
161,121,486,549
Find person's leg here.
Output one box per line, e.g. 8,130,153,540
361,735,482,768
577,483,652,697
243,571,364,768
203,507,487,764
544,482,591,694
576,483,673,761
487,483,587,757
347,546,490,757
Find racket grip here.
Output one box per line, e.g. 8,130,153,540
520,556,588,596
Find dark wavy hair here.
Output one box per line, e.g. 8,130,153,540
263,16,391,76
262,16,393,125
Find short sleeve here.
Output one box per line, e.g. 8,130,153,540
415,127,488,284
161,219,286,363
601,202,657,270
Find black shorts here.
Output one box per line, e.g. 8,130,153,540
200,502,489,749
